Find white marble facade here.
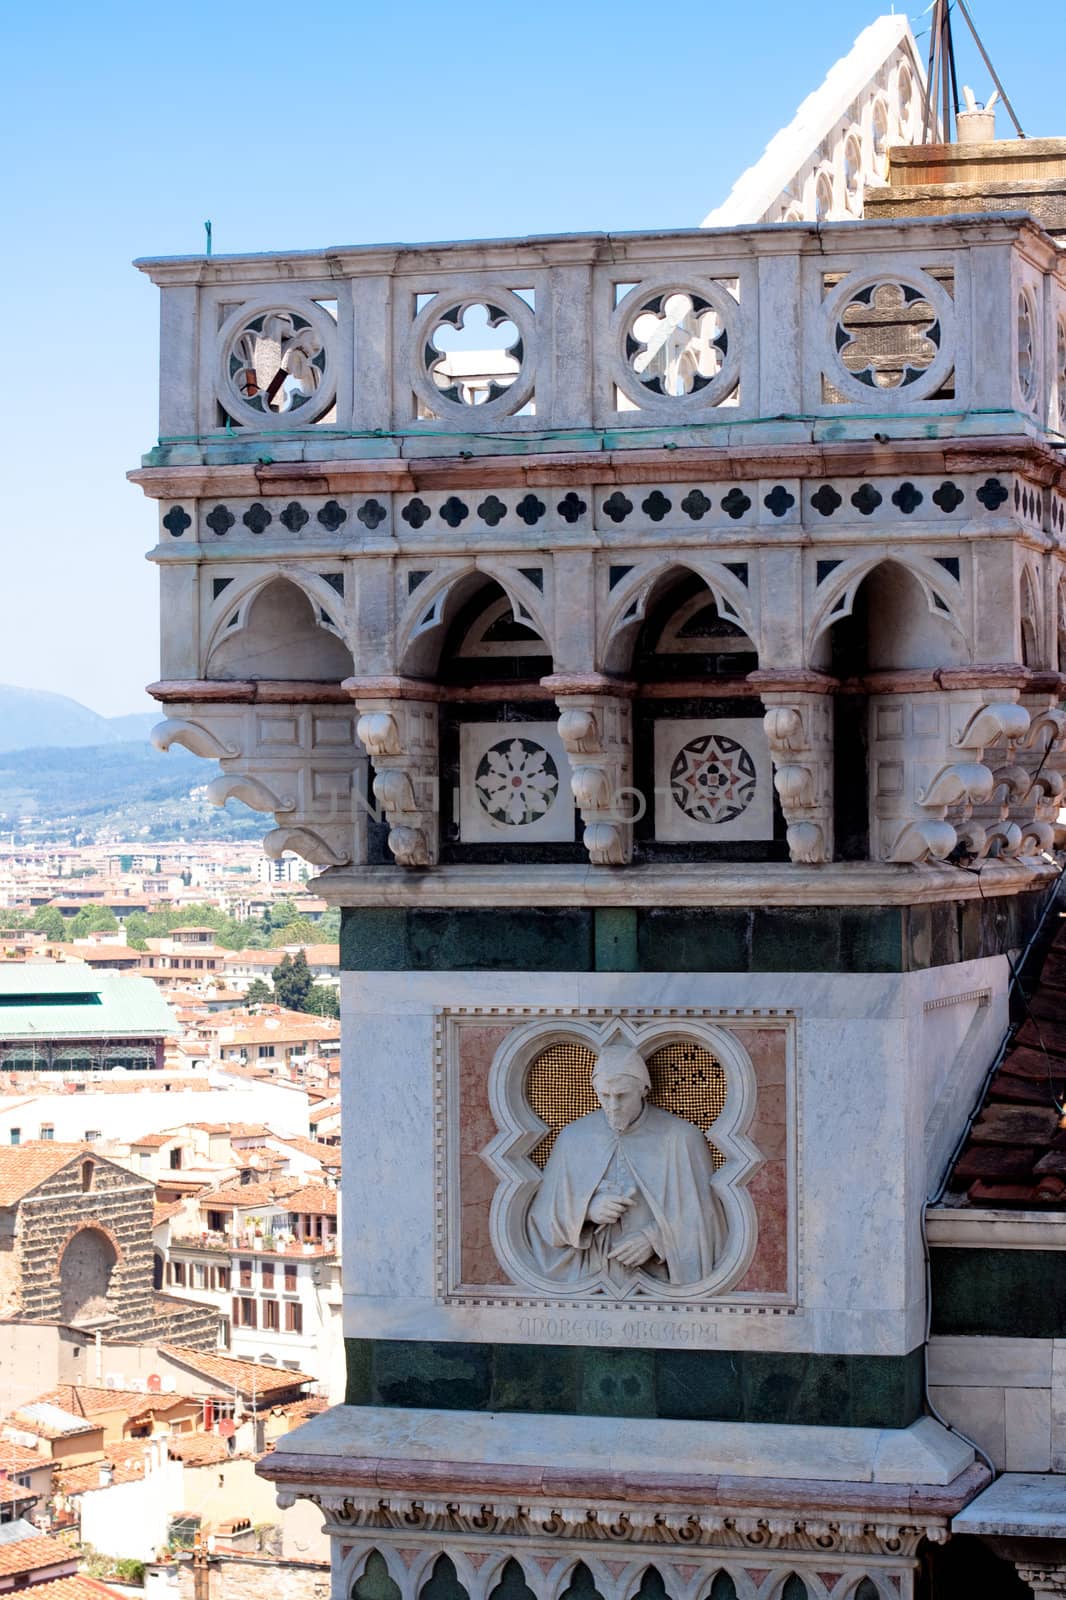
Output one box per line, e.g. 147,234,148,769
339,959,1007,1357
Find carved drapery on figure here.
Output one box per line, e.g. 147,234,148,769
525,1040,726,1288
479,1016,765,1303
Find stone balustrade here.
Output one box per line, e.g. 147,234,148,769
135,215,1065,467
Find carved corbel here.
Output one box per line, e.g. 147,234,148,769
1012,682,1066,855
868,673,1034,865
754,678,835,865
151,695,362,871
951,689,1034,860
151,717,238,760
352,684,439,868
555,695,634,866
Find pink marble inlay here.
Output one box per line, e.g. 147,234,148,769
457,1019,791,1297
458,1024,514,1285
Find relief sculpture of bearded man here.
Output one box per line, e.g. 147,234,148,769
526,1041,726,1286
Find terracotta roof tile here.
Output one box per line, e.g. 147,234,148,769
57,1441,154,1494
157,1345,313,1398
0,1533,75,1578
22,1577,126,1600
282,1183,338,1217
0,1144,89,1206
163,1433,230,1464
946,918,1066,1207
0,1438,48,1472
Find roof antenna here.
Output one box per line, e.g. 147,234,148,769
204,220,213,257
921,0,1025,143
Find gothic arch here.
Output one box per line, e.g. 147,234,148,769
204,573,354,680
396,561,554,678
599,560,757,675
808,554,969,667
1020,562,1043,667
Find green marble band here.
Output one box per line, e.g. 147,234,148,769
931,1248,1066,1338
341,894,1045,975
344,1338,925,1429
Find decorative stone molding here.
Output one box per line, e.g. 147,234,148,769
1014,1568,1066,1599
752,673,836,865
149,692,363,869
547,675,635,867
1014,678,1066,853
350,678,439,868
866,672,1033,864
260,1482,958,1600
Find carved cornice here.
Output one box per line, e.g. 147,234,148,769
147,679,353,704
311,857,1059,909
258,1453,989,1553
129,434,1066,499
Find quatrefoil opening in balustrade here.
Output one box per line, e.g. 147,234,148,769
823,270,954,406
628,291,727,396
836,282,939,389
412,289,536,421
218,302,337,428
614,281,740,412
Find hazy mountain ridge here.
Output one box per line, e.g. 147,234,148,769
0,739,262,844
0,685,158,753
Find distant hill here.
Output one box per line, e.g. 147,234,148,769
0,739,262,844
0,685,157,754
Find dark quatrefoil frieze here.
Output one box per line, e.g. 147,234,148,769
642,490,672,523
932,481,964,513
515,493,545,526
440,496,469,528
680,489,712,521
810,485,842,518
557,492,587,524
477,496,507,527
891,482,924,514
243,503,272,535
402,498,431,530
357,499,387,530
763,485,795,518
721,488,751,520
976,477,1009,511
162,506,191,538
850,484,883,517
602,492,633,524
280,501,310,533
317,500,348,532
205,505,235,537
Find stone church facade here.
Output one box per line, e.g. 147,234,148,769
132,15,1066,1599
0,1144,219,1349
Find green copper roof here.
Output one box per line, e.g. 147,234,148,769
0,963,178,1040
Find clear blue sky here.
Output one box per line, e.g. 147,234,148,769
4,0,1063,715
